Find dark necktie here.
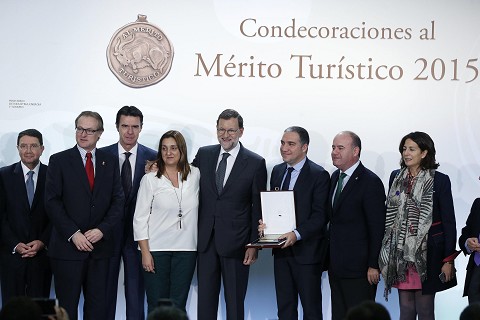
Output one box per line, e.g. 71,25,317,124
85,152,94,191
216,152,230,194
26,171,34,207
281,167,294,191
333,172,347,206
122,152,132,198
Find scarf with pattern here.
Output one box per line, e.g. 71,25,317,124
379,167,435,300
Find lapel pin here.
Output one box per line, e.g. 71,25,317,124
102,161,106,166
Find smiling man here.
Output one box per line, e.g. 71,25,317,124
45,111,124,320
192,109,267,320
0,129,51,305
328,131,386,320
101,106,156,320
268,126,330,320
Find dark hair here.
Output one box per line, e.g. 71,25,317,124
341,131,362,157
399,131,439,169
115,106,144,128
284,126,309,145
345,301,391,320
17,129,43,146
147,305,188,320
155,130,191,181
460,303,480,320
216,109,243,129
75,111,104,132
0,296,42,320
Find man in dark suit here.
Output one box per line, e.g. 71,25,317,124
192,109,267,320
45,111,124,320
267,126,330,320
328,131,386,320
459,198,480,303
101,106,156,320
0,129,51,304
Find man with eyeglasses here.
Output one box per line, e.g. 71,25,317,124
45,111,124,320
100,106,156,320
0,129,52,305
192,109,267,320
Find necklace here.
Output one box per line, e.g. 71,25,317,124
164,170,183,229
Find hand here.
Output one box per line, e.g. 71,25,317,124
280,231,297,249
21,240,45,258
243,248,258,265
258,219,266,237
71,232,94,252
467,237,480,252
15,242,31,256
367,267,380,285
141,251,155,273
84,228,103,244
145,160,158,173
441,262,455,282
48,306,69,320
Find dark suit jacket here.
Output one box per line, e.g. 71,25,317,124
328,162,386,278
45,146,124,260
460,198,480,296
0,162,51,256
270,158,330,264
100,143,156,240
390,170,457,294
192,143,267,258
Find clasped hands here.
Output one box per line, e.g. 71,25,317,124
15,240,45,258
72,228,103,252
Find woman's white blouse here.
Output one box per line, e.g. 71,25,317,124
133,166,200,251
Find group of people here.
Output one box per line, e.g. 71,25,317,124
0,106,479,320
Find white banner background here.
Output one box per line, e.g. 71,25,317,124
2,0,479,319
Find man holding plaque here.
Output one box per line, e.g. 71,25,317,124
328,131,386,320
192,109,267,320
265,126,330,320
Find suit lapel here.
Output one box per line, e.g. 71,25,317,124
222,144,247,194
68,147,92,194
31,164,46,210
209,145,222,194
271,163,287,190
333,163,365,211
13,162,30,211
293,159,310,191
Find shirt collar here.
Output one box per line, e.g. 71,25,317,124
118,143,138,156
286,156,307,172
220,142,241,159
342,160,360,177
20,161,40,176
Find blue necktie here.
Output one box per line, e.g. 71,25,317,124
26,171,34,207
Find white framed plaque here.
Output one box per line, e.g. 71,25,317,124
246,191,296,248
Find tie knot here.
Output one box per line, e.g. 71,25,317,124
340,172,347,179
27,171,34,178
287,167,294,173
124,152,131,159
222,152,230,160
86,152,92,160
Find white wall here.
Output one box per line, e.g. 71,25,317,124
1,0,479,318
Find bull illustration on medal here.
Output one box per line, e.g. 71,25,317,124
107,14,174,88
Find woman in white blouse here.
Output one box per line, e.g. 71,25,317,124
133,130,199,314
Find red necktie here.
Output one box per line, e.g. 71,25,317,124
85,152,94,191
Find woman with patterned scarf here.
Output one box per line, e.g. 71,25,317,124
379,132,458,320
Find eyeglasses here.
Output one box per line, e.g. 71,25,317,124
76,127,99,135
18,144,41,151
217,128,239,136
